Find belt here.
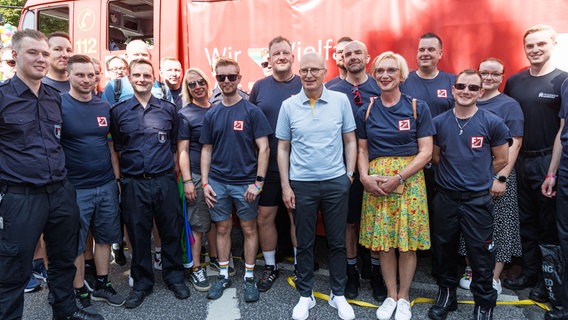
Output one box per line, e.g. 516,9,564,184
437,187,489,201
122,169,173,180
520,147,553,158
1,181,65,194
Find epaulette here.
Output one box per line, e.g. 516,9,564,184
110,98,129,110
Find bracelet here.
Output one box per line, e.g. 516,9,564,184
254,183,263,192
202,183,208,189
546,175,557,179
396,173,405,185
183,180,192,185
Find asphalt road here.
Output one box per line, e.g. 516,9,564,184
22,237,548,320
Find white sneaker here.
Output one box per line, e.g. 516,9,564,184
459,266,472,290
376,297,397,320
328,292,355,320
394,298,412,320
292,294,316,320
493,278,502,295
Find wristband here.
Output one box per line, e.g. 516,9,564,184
396,173,405,185
183,180,192,185
546,175,557,180
202,183,208,189
254,183,263,192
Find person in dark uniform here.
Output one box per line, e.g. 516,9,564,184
110,58,189,309
0,29,102,320
542,79,568,320
428,70,511,320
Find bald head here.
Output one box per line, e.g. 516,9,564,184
299,52,326,98
126,40,151,63
300,52,325,69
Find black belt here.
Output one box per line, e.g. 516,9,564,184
437,187,488,201
521,147,553,158
1,181,65,194
122,169,172,180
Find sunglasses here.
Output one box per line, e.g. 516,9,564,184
2,60,15,67
454,83,482,92
216,74,239,82
188,79,207,89
261,62,269,68
351,86,362,106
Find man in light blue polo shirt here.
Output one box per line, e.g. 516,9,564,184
276,52,357,320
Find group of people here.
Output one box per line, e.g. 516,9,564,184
1,22,568,320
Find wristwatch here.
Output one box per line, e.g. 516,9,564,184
256,175,265,182
494,175,508,182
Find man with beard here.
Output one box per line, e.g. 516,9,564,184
110,59,189,308
249,36,302,292
429,70,510,320
42,32,73,93
325,36,353,88
200,58,272,302
329,40,384,301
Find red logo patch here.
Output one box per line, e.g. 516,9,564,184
437,89,448,98
471,136,484,149
233,120,244,131
398,119,411,131
97,116,108,127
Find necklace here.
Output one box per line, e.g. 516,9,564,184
454,110,477,135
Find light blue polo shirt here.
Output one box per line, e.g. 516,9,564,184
275,87,356,181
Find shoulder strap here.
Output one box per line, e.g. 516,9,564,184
412,98,417,120
365,97,376,121
114,78,122,103
160,82,168,100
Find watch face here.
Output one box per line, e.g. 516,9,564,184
497,176,507,182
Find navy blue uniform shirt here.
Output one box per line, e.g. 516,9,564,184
0,75,67,185
110,95,178,176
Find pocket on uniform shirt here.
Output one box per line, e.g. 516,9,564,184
0,116,37,148
0,240,25,284
152,123,172,144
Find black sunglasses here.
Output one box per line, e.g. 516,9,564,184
454,83,481,92
188,79,207,89
216,74,239,82
351,86,362,106
261,62,269,68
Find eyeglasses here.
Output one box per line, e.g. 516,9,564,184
351,86,362,106
479,72,503,78
188,79,207,89
375,67,399,75
299,68,325,76
261,62,269,68
110,67,127,72
454,83,482,91
216,74,239,82
2,60,15,67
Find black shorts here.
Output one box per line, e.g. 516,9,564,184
347,177,363,224
258,179,283,207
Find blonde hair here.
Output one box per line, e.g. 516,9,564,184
370,51,409,81
523,24,557,42
181,67,211,105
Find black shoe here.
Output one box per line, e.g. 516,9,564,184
53,309,104,320
428,286,457,320
112,244,127,266
370,267,387,302
473,305,493,320
545,308,568,320
360,250,372,280
502,274,537,290
168,283,190,299
529,278,549,303
124,289,152,309
257,265,279,292
345,266,360,299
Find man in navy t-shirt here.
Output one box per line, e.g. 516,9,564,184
200,58,272,302
42,31,72,93
249,36,302,292
60,55,125,313
429,70,510,320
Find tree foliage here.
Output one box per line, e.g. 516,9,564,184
0,0,26,26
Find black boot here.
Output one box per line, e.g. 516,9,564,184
345,264,360,299
473,304,493,320
370,265,387,302
428,286,457,320
545,308,568,320
529,277,549,303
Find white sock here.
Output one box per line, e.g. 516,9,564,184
263,250,276,269
293,247,297,265
219,261,230,279
244,263,255,280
